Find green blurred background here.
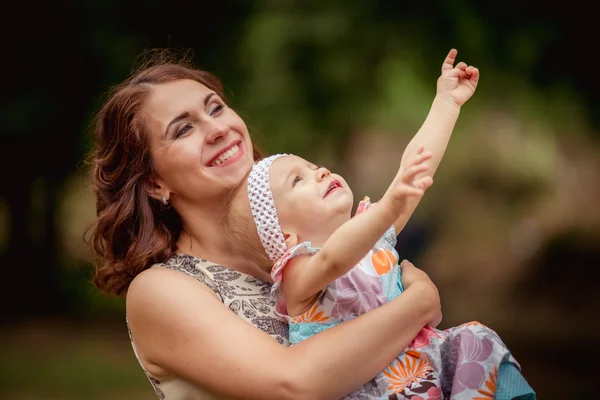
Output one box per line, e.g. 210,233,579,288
2,1,598,399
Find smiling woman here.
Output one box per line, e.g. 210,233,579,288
89,65,262,296
143,79,256,209
85,50,443,399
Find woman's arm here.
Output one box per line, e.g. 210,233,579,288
127,262,439,400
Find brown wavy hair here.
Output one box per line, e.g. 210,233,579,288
86,50,263,296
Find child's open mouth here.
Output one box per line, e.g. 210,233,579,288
324,180,342,197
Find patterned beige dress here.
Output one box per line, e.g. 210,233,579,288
127,254,290,399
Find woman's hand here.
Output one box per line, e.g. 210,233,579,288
400,259,442,327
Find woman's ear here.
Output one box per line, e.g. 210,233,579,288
283,231,298,248
145,175,169,202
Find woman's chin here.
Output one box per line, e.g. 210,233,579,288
210,159,253,186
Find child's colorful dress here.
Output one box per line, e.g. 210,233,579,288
270,197,535,400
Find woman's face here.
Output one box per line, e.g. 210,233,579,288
142,79,254,207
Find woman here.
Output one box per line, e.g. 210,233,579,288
87,51,442,399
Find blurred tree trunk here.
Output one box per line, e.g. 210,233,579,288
1,143,63,321
1,0,97,321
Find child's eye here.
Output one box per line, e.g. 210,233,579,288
292,176,302,187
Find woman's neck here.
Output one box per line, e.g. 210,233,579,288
176,205,272,283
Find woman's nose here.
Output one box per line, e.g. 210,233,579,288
204,119,228,144
316,167,331,182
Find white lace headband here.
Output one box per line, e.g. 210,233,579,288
247,153,290,262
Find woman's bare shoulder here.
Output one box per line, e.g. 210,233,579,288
127,266,219,316
127,265,214,301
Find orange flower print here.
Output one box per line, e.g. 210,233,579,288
460,321,489,330
371,248,397,275
355,196,372,215
474,366,497,400
292,304,330,323
383,354,433,393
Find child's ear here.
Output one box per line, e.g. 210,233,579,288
284,231,298,248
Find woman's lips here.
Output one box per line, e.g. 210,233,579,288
207,142,243,167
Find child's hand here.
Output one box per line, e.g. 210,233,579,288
383,145,434,213
436,48,479,107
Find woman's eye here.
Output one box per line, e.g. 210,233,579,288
175,122,193,138
292,176,302,187
210,103,225,116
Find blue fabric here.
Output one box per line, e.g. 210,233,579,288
495,355,536,400
289,321,340,344
379,263,403,302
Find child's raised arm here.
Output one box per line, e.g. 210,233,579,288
281,152,434,315
393,49,479,234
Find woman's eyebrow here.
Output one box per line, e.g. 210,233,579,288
165,112,190,138
204,92,216,105
163,93,218,137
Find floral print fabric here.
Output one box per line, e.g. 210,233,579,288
271,197,535,399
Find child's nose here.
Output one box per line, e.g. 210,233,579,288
316,167,331,181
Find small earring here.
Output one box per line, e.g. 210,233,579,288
161,195,169,206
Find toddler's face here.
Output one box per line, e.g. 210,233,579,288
269,155,354,245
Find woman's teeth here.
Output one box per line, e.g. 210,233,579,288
211,144,239,166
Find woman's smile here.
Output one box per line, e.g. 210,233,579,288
207,141,244,167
